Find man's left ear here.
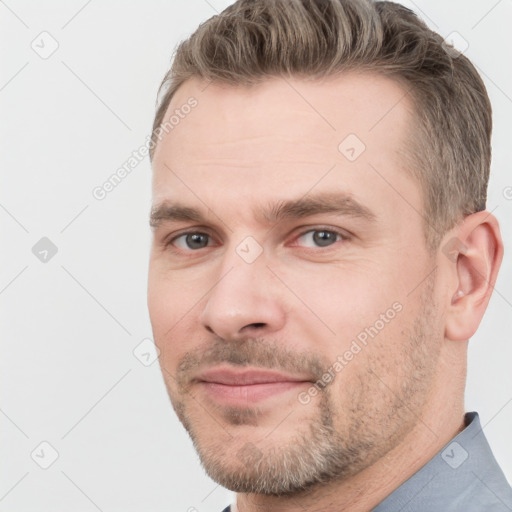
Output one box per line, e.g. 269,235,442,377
443,210,504,342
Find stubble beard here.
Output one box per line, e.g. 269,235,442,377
163,276,441,496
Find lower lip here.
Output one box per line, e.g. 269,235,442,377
199,381,309,405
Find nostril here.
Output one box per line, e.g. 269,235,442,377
249,323,266,328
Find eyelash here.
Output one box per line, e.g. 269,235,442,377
164,226,351,253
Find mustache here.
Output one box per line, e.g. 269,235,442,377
175,337,328,388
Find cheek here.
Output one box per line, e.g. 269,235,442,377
279,261,403,333
147,273,171,335
148,284,190,381
147,266,192,350
274,261,413,385
148,262,215,374
148,258,199,318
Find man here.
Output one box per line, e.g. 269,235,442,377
147,0,512,510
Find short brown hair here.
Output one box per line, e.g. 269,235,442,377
150,0,492,251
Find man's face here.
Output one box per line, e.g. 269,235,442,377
148,73,444,494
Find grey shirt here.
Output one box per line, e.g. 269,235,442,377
373,411,512,511
221,411,512,511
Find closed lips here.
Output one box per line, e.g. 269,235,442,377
196,368,312,386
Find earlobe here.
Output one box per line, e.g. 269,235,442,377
443,211,503,342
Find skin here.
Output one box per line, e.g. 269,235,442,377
147,73,503,512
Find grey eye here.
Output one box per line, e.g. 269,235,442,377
174,233,211,250
313,230,338,247
297,230,341,248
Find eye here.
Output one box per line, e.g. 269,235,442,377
171,232,213,250
295,228,347,248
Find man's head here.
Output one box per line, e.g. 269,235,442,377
147,0,502,500
150,0,493,252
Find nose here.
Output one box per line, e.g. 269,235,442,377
198,255,287,341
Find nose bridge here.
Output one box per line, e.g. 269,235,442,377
199,238,286,338
213,233,268,295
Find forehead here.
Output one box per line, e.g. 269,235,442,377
151,73,421,228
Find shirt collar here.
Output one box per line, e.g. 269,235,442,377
372,411,512,511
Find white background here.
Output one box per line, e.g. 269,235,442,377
1,1,511,511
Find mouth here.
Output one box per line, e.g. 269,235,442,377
194,366,313,405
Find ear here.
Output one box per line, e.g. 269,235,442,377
443,211,504,342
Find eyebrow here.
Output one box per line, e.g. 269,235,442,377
149,192,376,229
